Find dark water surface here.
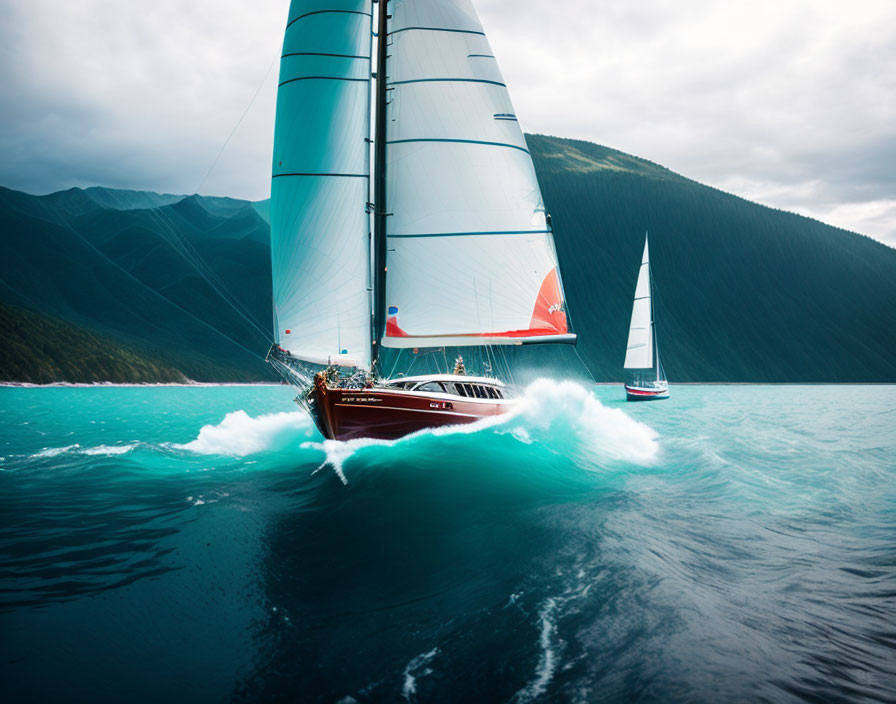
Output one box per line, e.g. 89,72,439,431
1,384,894,702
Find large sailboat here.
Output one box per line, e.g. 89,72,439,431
266,0,576,440
623,234,669,401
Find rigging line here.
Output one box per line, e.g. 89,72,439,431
196,52,278,195
141,206,272,340
388,349,403,379
27,192,268,353
648,264,671,351
572,345,597,385
50,216,268,362
140,205,271,340
137,41,283,343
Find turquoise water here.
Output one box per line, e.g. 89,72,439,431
1,384,894,702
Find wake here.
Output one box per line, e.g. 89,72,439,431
174,380,658,480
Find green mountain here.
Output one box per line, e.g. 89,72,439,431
0,185,274,382
526,135,896,382
0,135,894,383
0,303,187,384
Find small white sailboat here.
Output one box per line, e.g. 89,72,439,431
624,233,669,401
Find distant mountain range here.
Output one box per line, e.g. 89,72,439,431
1,135,894,383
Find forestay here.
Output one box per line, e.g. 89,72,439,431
380,0,575,349
624,236,653,369
270,0,373,367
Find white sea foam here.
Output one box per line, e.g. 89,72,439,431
511,379,659,465
303,437,393,484
402,647,439,702
30,443,140,459
32,443,142,458
175,410,312,457
170,380,657,475
32,444,81,458
81,443,139,456
513,598,560,703
306,378,658,481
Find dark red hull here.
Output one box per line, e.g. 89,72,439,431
311,375,510,441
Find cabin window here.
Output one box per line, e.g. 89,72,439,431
415,381,446,393
471,385,485,399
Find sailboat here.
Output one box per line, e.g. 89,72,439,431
623,233,669,401
266,0,575,440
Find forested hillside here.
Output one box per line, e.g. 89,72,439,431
527,135,896,382
0,303,187,384
1,135,894,383
0,185,274,382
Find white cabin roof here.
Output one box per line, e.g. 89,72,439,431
381,374,505,387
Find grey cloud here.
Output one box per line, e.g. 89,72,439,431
0,0,893,244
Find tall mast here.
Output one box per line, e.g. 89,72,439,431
647,234,660,382
652,266,660,381
371,0,389,369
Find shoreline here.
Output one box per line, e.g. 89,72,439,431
2,381,895,388
0,381,286,388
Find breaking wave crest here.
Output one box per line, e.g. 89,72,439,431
305,379,658,481
167,380,657,486
512,379,658,464
31,443,140,459
174,410,313,457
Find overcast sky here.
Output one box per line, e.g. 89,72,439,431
1,0,894,245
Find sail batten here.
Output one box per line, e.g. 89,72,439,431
380,0,573,348
389,27,486,36
388,229,553,239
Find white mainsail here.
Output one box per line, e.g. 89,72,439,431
624,235,653,370
379,0,574,349
270,0,373,367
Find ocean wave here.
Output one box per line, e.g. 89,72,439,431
512,597,560,703
174,410,313,457
304,378,658,482
402,647,439,702
30,443,139,459
31,444,81,458
81,443,140,456
167,380,657,486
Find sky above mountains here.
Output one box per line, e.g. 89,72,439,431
1,0,893,245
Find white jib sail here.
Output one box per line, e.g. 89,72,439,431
624,235,653,369
270,0,373,368
380,0,574,348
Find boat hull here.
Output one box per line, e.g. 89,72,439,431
311,374,510,441
625,384,669,402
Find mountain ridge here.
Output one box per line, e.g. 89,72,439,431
1,135,894,383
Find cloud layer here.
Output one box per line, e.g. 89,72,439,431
1,0,893,244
